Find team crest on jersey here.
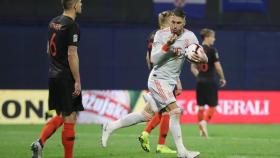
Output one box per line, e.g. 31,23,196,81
73,34,78,42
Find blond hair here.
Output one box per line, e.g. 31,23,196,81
200,28,215,40
158,10,172,28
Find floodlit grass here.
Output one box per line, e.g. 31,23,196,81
0,124,279,158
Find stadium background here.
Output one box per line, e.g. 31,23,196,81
1,0,279,124
0,1,280,158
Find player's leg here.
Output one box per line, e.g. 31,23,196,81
61,112,77,158
101,101,154,147
138,92,160,152
156,111,176,154
205,106,216,122
201,81,218,138
150,79,199,157
145,112,161,134
31,115,64,158
40,114,64,143
31,79,64,158
196,82,208,138
59,78,83,158
155,85,179,154
198,106,208,138
138,112,161,152
205,81,218,122
31,113,64,157
167,102,200,158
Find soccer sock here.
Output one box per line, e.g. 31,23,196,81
169,108,186,154
197,108,205,122
39,115,64,145
145,112,161,133
62,123,75,158
158,114,170,145
109,112,149,132
205,107,216,122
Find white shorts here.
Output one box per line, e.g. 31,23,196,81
148,79,176,110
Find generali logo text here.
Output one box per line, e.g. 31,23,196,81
179,99,269,116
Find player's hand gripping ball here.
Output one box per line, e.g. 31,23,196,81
185,44,205,63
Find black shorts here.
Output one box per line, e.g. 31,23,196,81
48,78,84,115
196,81,218,107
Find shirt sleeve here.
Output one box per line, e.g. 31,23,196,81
68,23,80,47
213,48,220,62
190,32,199,45
151,31,174,65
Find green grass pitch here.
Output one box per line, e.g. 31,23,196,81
0,124,279,158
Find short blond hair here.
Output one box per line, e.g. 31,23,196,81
158,10,172,27
200,28,215,40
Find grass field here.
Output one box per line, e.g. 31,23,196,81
0,124,279,158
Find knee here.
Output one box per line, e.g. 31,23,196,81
141,110,153,121
169,108,181,117
63,112,77,123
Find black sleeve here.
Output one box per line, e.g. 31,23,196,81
68,23,80,47
147,31,155,50
213,48,220,62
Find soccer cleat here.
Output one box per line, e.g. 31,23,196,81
156,144,176,154
186,150,200,158
101,123,112,147
30,139,43,158
138,131,150,152
199,120,208,138
177,149,200,158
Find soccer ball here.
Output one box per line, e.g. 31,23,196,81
185,43,205,63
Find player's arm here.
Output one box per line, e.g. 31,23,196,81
199,51,208,63
175,78,183,96
68,24,81,96
146,50,152,70
213,49,226,87
68,46,81,96
188,33,204,76
214,61,226,87
191,63,199,77
151,32,177,65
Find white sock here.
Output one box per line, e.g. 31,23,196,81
169,108,186,155
109,112,147,132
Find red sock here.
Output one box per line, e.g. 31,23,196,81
39,115,64,145
158,114,170,145
145,113,161,133
205,107,216,122
62,123,75,158
197,108,205,122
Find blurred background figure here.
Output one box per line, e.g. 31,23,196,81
191,28,226,138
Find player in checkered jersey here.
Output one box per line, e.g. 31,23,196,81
102,8,207,158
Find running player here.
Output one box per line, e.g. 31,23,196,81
139,10,179,154
101,8,207,158
31,0,83,158
190,28,226,138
